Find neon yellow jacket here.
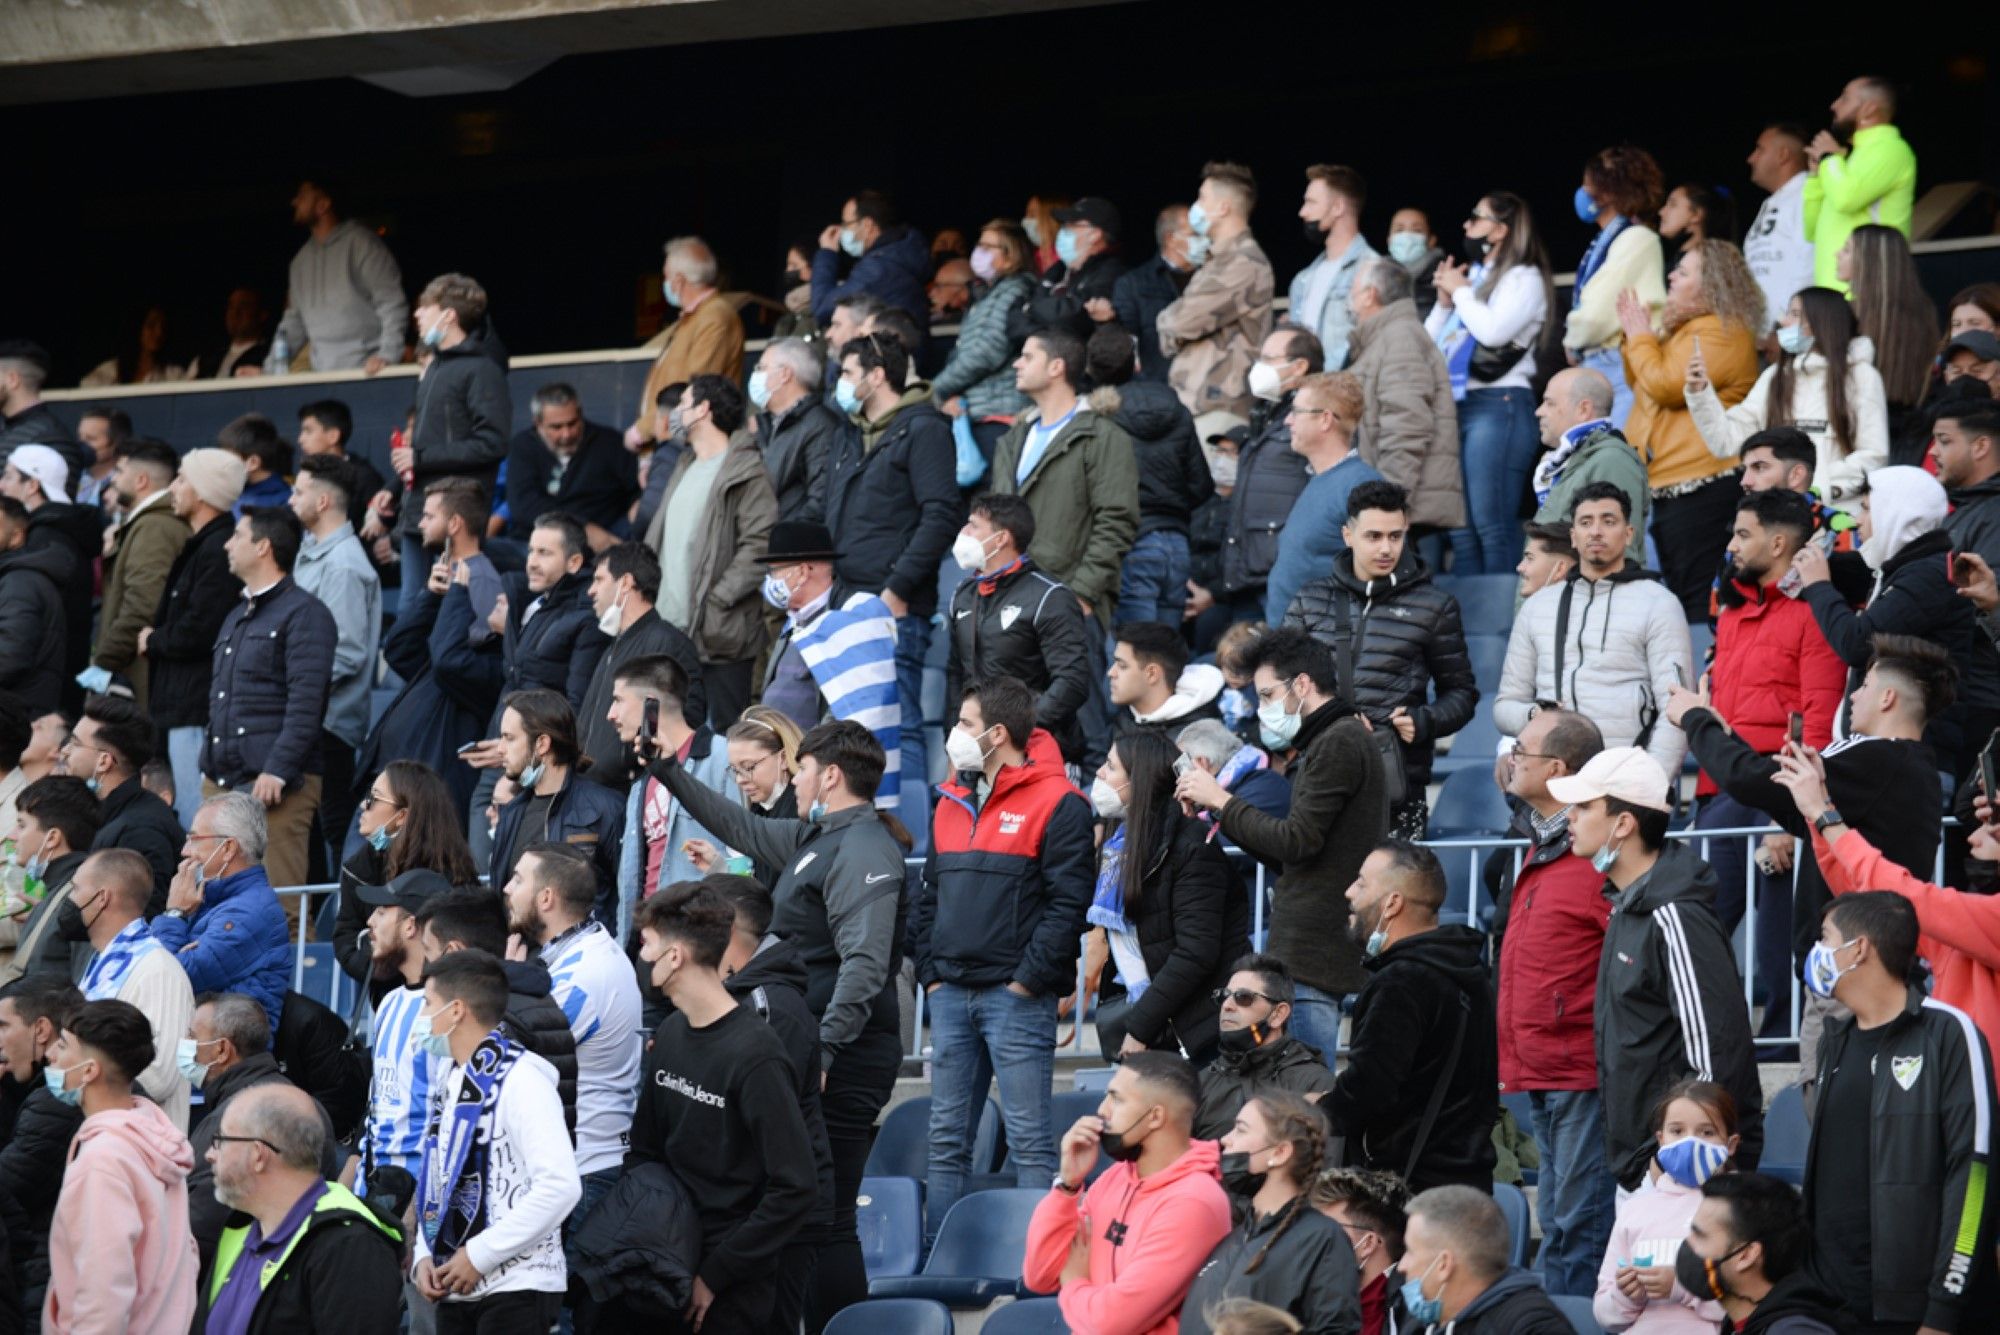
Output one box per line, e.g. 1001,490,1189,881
1803,123,1916,291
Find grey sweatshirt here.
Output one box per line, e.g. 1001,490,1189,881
276,220,409,370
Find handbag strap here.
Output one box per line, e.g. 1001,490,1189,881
1403,978,1470,1184
1551,578,1577,707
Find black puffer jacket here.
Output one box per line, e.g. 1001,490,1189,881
0,1077,83,1318
401,325,511,539
0,543,68,712
273,988,371,1143
22,503,101,696
1112,255,1191,383
569,1161,701,1315
1323,924,1499,1193
942,558,1094,763
1089,381,1213,537
756,396,839,523
0,405,92,495
147,514,243,730
823,401,962,618
502,958,579,1140
486,566,611,731
1283,548,1479,788
1008,253,1128,343
1194,1036,1335,1142
1219,396,1311,594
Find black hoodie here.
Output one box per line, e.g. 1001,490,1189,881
24,501,105,699
1595,841,1765,1188
1739,1270,1854,1334
1323,923,1499,1192
723,937,835,1235
1177,1203,1361,1335
402,324,511,539
0,542,69,712
1090,380,1213,537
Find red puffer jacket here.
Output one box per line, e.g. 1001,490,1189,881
1497,821,1612,1091
1700,579,1847,796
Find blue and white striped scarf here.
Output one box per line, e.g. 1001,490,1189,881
82,917,162,1001
795,592,902,808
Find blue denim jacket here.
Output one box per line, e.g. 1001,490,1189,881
614,729,742,947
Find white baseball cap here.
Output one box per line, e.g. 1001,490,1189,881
5,444,70,505
1546,746,1673,813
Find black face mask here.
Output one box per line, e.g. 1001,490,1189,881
1460,234,1494,264
55,890,102,945
1099,1107,1156,1163
1219,1149,1267,1197
1217,1024,1264,1056
1302,219,1329,245
1674,1238,1746,1303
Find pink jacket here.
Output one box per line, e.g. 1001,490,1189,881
1592,1173,1726,1334
45,1099,198,1335
1023,1139,1233,1335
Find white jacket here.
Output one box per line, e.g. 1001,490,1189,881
1687,335,1889,509
1495,569,1692,777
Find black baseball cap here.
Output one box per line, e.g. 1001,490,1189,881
1944,330,2000,364
352,868,456,914
1052,197,1122,241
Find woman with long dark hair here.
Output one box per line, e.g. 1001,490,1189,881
1689,286,1887,508
1658,182,1737,254
334,759,482,995
1178,1090,1362,1334
1841,225,1940,417
1089,730,1248,1066
1428,189,1557,572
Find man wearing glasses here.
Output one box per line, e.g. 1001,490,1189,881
1192,953,1335,1141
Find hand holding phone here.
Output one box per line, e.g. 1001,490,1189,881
1788,712,1805,747
641,697,661,757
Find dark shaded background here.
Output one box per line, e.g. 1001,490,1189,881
12,2,1995,383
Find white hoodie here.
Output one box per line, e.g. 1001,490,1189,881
1128,663,1227,727
1687,335,1889,509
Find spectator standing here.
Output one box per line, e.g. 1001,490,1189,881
914,678,1093,1240
41,1000,198,1335
1290,165,1377,372
932,220,1036,464
1496,483,1693,775
748,338,840,522
0,499,66,715
644,376,777,730
576,543,705,786
605,656,738,933
1160,161,1277,434
1114,205,1196,384
1743,124,1817,331
485,691,623,918
1283,480,1478,838
70,850,193,1129
942,495,1094,764
1262,371,1377,627
506,383,638,549
1174,629,1388,1061
1795,891,1994,1334
1659,183,1736,254
1192,955,1335,1142
1531,367,1651,565
218,415,294,515
1494,708,1614,1297
0,342,90,488
73,406,129,511
331,762,482,997
1564,146,1668,427
1844,226,1942,455
812,190,930,328
1388,207,1448,319
289,456,381,873
354,868,451,1205
295,401,390,555
1689,287,1889,507
1106,623,1225,740
201,507,337,892
1024,1053,1234,1334
150,793,291,1031
1086,326,1213,627
410,951,581,1334
86,439,187,712
1686,1174,1849,1335
195,285,271,381
1008,196,1127,343
630,237,746,449
928,258,973,323
1309,1168,1409,1335
1936,401,2000,569
1591,1080,1736,1333
1804,78,1917,292
0,973,86,1327
1178,1090,1361,1335
1346,258,1465,537
1623,240,1765,617
1549,748,1765,1187
1175,721,1293,859
273,179,407,374
1,445,104,702
1395,1186,1574,1333
1428,191,1556,573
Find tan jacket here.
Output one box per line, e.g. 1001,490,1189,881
95,494,191,713
1157,231,1274,420
1623,315,1759,491
645,431,777,664
632,292,746,442
1347,298,1465,530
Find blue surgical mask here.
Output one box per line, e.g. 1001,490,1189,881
1188,202,1213,237
1804,937,1860,999
1387,232,1429,266
421,318,447,349
518,760,546,791
1777,325,1814,358
839,226,865,258
1590,836,1622,876
177,1038,213,1089
835,377,864,416
367,822,397,854
1256,687,1302,750
1655,1134,1730,1190
1184,234,1212,267
663,278,683,310
1055,227,1081,269
1021,216,1043,247
43,1062,81,1108
83,776,100,796
412,1006,457,1061
762,572,792,610
1365,928,1388,959
1573,186,1602,223
1399,1254,1444,1326
747,369,772,410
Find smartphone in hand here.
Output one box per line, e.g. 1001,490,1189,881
1788,712,1805,747
1954,554,1977,589
642,697,661,750
1981,730,1999,800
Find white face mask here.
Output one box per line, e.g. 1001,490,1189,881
945,725,993,773
596,593,625,638
1209,453,1239,488
952,530,998,572
1247,361,1285,402
1090,777,1127,820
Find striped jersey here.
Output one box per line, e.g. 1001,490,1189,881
364,984,434,1179
542,920,644,1175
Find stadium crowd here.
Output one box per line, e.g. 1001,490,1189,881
0,66,1997,1335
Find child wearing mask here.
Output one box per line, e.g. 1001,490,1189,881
1592,1079,1737,1332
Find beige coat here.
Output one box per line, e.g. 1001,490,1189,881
1157,231,1274,421
1347,298,1465,530
632,292,746,442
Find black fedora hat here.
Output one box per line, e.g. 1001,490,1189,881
758,521,841,564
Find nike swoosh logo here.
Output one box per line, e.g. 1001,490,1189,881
864,872,897,884
955,609,971,619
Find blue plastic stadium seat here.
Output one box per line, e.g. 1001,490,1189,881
1467,633,1509,695
1427,767,1517,837
1760,1084,1808,1186
1072,1066,1116,1092
868,1187,1046,1307
867,1096,1004,1181
983,1297,1069,1333
1550,1291,1608,1334
1448,574,1523,638
1494,1181,1532,1268
824,1297,954,1335
858,1176,923,1280
1012,1090,1109,1183
1433,707,1504,775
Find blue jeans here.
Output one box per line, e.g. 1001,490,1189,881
1449,388,1540,574
1528,1089,1617,1297
168,726,205,830
1117,530,1191,627
895,613,933,846
1288,983,1344,1064
1579,347,1634,431
924,982,1058,1244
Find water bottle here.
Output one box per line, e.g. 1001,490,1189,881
268,329,291,376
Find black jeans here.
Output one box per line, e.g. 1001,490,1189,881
809,1028,901,1331
1651,472,1742,622
435,1290,561,1335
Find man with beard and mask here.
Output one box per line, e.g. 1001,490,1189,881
1324,842,1497,1193
484,691,623,921
575,542,705,790
1290,165,1377,373
69,851,191,1130
1685,1174,1846,1335
1804,77,1916,293
1113,205,1196,383
1551,747,1765,1188
1192,953,1335,1141
1023,1052,1232,1333
0,974,85,1329
3,776,103,985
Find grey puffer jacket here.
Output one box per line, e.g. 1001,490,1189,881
931,272,1032,419
1283,548,1478,788
1494,567,1692,777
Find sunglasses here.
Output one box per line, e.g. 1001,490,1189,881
1212,988,1276,1008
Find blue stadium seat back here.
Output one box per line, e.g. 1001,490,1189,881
983,1297,1070,1332
974,1096,1005,1173
1434,844,1497,933
1467,634,1509,695
868,1187,1045,1307
858,1176,924,1280
1494,1181,1532,1268
1014,1091,1109,1182
1760,1084,1808,1186
1550,1292,1608,1334
292,942,354,1016
1072,1066,1116,1092
1687,620,1716,670
866,1098,934,1179
823,1296,955,1335
1427,766,1516,837
1448,575,1523,638
1433,707,1503,775
1499,1090,1537,1186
